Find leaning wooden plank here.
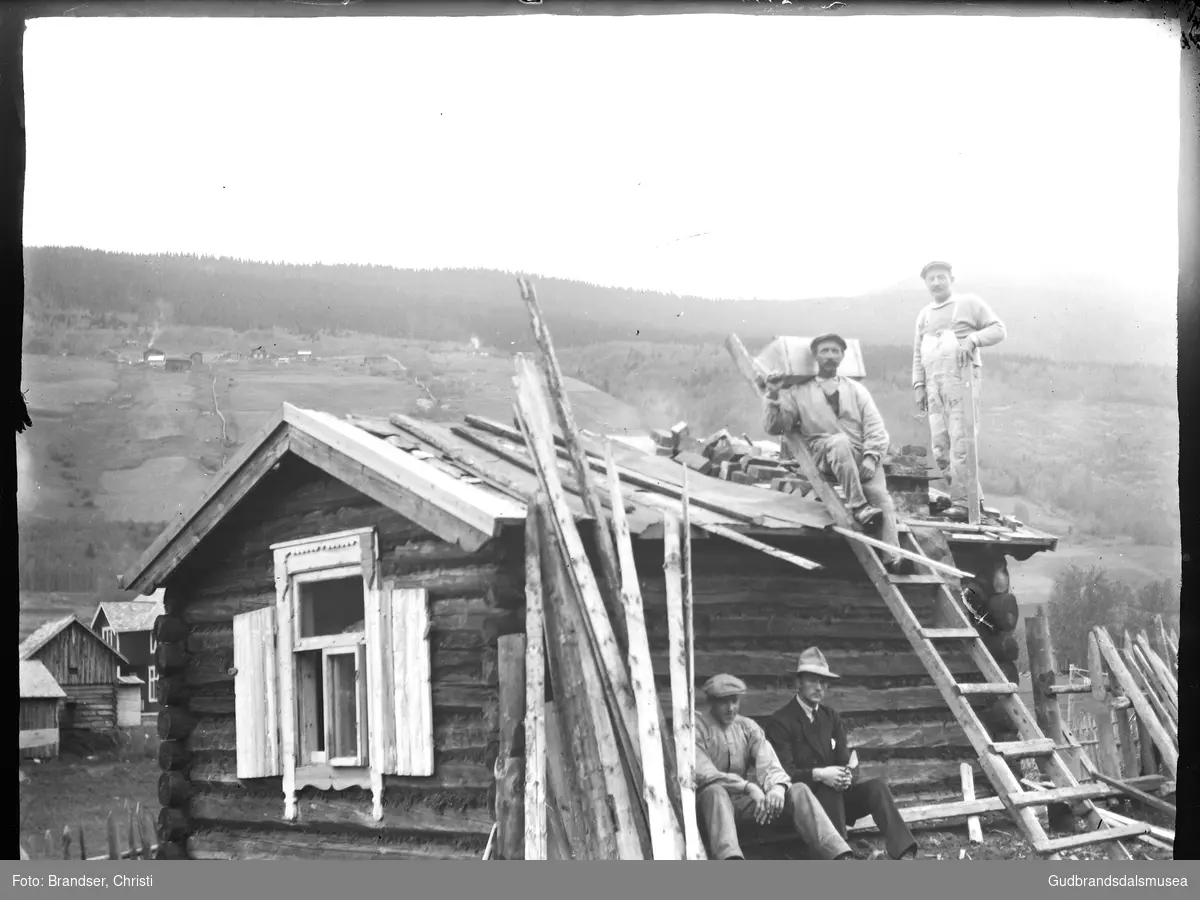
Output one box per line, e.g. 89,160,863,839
1092,627,1178,778
517,277,627,650
960,364,982,525
681,468,697,757
695,521,822,570
523,499,549,862
1088,771,1176,817
1122,643,1179,745
1095,808,1175,847
544,701,586,860
513,363,646,766
665,513,706,860
724,333,769,391
1153,615,1177,673
1134,634,1179,714
1131,643,1179,727
539,516,645,859
607,443,685,860
833,526,975,580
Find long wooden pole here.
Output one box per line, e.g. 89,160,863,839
1093,627,1178,778
1088,771,1176,818
1153,616,1176,674
517,277,628,651
665,513,705,860
1085,632,1122,778
607,443,684,859
1132,644,1179,725
1123,644,1179,743
961,363,981,525
523,500,548,861
1024,613,1083,820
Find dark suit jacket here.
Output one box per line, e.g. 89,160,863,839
764,696,855,787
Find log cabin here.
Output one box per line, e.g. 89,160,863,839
18,615,130,739
119,403,1056,860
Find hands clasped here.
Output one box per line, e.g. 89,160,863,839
813,765,853,792
746,783,787,826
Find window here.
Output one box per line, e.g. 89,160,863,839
101,626,117,648
231,527,434,822
150,634,157,655
146,665,157,704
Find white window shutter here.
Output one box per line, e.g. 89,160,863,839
233,606,281,778
364,585,397,774
391,588,434,776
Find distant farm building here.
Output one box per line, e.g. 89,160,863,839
165,358,192,373
19,659,67,759
190,352,204,366
145,348,166,367
92,597,165,713
18,615,129,739
295,349,314,362
250,347,270,360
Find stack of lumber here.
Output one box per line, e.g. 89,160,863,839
510,278,706,860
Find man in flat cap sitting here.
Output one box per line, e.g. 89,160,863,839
762,332,902,571
694,672,854,861
764,648,918,860
912,261,1007,521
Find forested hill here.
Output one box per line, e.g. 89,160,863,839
23,246,1175,365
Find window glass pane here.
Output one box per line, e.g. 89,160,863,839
326,653,359,760
297,576,365,638
297,650,325,760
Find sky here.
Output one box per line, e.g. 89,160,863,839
23,13,1182,301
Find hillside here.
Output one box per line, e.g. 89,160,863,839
22,246,1176,366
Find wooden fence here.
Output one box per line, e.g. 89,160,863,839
19,803,161,861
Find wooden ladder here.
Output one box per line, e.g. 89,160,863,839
785,439,1142,859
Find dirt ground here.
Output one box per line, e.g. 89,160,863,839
20,736,161,860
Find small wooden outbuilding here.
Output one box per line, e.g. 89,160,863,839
120,402,1056,860
19,660,67,759
19,615,130,737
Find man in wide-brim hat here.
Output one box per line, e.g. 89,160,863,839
693,672,854,860
761,332,902,570
764,648,919,860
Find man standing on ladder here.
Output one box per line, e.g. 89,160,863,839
912,261,1007,522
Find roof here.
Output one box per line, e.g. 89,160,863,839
117,674,145,686
19,660,66,699
19,615,129,666
119,402,1058,595
91,598,165,634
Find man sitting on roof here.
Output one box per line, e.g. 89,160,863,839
764,648,919,860
761,332,902,571
694,673,854,861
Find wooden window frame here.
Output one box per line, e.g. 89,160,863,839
272,527,379,817
146,664,157,704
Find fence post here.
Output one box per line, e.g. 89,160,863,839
1024,611,1079,826
106,811,120,859
1125,632,1160,777
1086,632,1122,778
78,826,86,860
61,825,71,860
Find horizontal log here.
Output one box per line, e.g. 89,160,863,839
186,826,485,860
646,616,912,645
650,648,974,681
860,757,981,793
182,590,275,626
844,720,973,751
158,708,196,741
188,783,494,836
640,575,937,613
159,770,191,808
158,807,190,843
154,614,189,643
154,841,189,860
662,684,980,719
156,640,188,673
158,675,193,708
159,739,192,771
189,752,494,791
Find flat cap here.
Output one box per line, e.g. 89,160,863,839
809,333,848,354
920,260,953,279
702,673,748,699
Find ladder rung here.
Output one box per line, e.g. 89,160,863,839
956,682,1018,696
1009,783,1133,808
1035,823,1149,855
888,574,946,585
991,738,1057,759
921,627,979,640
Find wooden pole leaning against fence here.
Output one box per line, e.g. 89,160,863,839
1085,632,1122,779
1023,612,1085,820
1093,627,1178,779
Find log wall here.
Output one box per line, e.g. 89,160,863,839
156,455,522,860
634,536,992,797
20,699,61,759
